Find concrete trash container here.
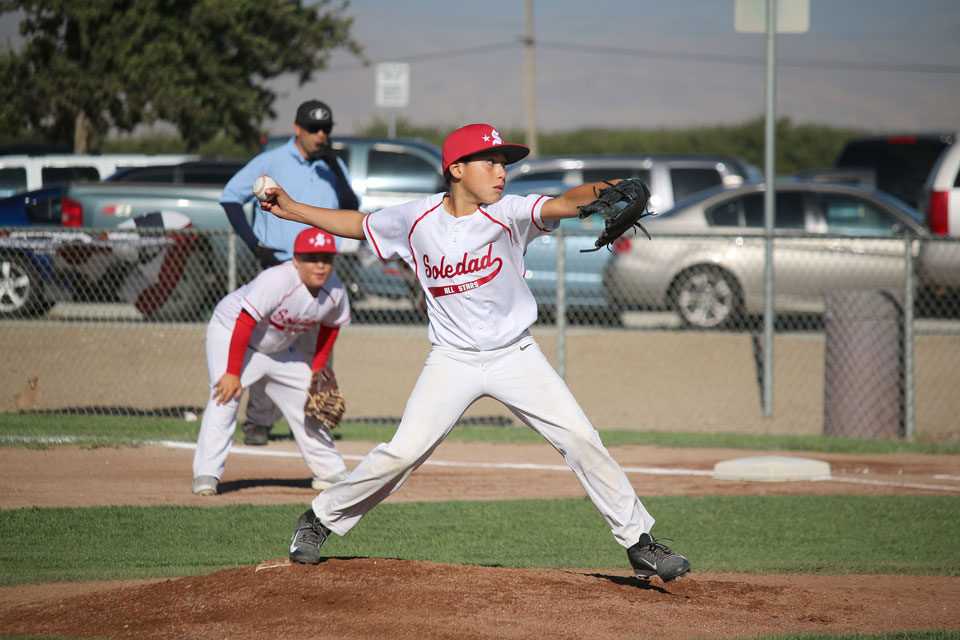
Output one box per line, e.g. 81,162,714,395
822,290,904,439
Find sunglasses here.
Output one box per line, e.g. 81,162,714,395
301,123,332,135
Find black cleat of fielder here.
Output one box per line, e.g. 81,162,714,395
241,422,270,446
289,508,331,565
627,533,691,582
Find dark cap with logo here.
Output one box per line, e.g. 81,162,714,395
295,100,334,127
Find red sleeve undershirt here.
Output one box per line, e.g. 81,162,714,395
226,310,257,376
227,311,339,375
312,325,339,371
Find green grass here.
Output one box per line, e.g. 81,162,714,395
2,414,958,640
2,495,958,587
2,413,958,455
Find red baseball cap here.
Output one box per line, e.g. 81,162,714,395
441,124,530,174
294,228,338,255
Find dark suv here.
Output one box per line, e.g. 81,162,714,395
833,132,956,213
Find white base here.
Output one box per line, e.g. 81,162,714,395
713,455,831,482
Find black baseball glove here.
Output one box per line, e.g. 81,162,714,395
577,178,656,253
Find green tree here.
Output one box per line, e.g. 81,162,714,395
0,0,362,152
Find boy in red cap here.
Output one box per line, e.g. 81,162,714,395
192,227,352,497
260,124,690,582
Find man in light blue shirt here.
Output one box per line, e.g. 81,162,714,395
221,100,358,265
220,100,359,445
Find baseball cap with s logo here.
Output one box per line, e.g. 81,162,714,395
294,228,338,255
441,123,530,174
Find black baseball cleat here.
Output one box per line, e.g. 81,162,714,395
627,533,691,582
289,509,331,564
242,422,270,446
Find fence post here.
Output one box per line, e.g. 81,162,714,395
903,235,915,441
227,230,237,293
556,229,567,380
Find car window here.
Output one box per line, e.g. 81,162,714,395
670,168,723,202
366,149,443,193
0,167,27,197
111,166,176,183
820,193,902,236
582,168,651,184
42,166,100,184
740,193,805,228
26,196,62,224
709,199,740,227
182,170,238,184
509,170,565,184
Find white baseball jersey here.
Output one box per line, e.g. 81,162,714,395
363,193,556,350
210,261,350,353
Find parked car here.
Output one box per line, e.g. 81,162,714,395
498,155,762,319
832,131,959,234
603,180,953,329
505,154,763,213
0,182,259,319
499,181,616,318
0,153,201,198
103,159,247,185
0,138,448,319
259,135,446,214
919,137,960,236
0,212,215,320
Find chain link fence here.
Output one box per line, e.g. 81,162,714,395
2,226,958,442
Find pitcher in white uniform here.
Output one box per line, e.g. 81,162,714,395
260,124,691,582
192,228,351,497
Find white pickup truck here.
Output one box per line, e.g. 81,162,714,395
0,153,200,198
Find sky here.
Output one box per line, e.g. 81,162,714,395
2,0,958,139
259,0,960,137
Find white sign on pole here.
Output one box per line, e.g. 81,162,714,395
375,63,410,108
735,0,809,33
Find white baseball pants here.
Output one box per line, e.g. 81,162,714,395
313,332,654,549
193,323,347,482
244,327,321,427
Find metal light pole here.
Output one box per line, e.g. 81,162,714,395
735,0,809,421
761,0,777,420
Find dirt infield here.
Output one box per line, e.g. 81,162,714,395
2,440,959,639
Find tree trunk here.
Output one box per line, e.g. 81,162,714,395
74,110,87,154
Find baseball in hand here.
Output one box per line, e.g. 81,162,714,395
253,174,279,201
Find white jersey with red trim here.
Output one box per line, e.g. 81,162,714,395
363,192,556,350
210,261,350,354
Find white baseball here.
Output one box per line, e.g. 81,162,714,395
253,174,279,201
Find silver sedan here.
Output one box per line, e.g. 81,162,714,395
603,181,946,329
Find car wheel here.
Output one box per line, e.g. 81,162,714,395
0,253,50,318
670,266,743,330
